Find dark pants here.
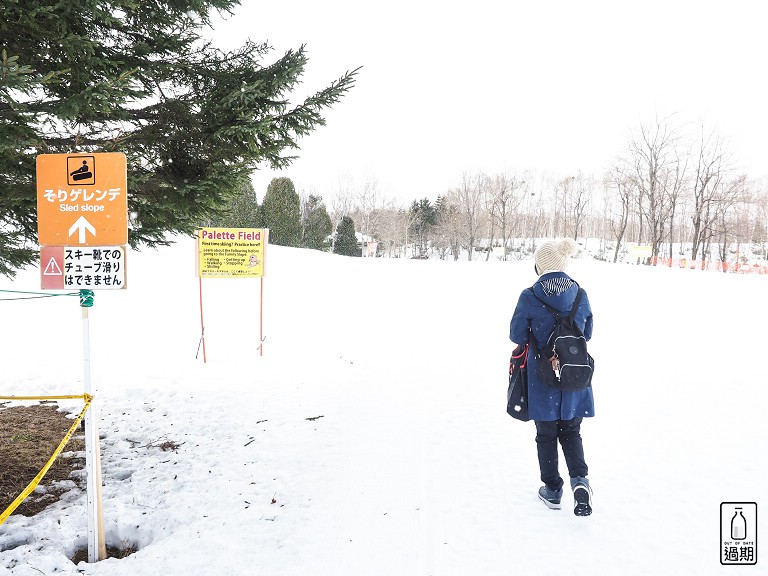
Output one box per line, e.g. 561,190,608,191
535,418,588,492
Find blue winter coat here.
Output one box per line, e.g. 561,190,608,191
509,271,595,422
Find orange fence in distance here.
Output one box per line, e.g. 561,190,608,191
649,257,768,274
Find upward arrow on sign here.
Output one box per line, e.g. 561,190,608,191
68,216,97,243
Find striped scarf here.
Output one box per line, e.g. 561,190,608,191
539,276,576,297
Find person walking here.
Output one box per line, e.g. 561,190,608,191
509,237,595,516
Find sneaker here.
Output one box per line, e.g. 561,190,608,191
538,485,563,510
571,477,592,516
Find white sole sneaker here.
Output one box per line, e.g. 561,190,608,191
573,484,592,516
538,487,562,510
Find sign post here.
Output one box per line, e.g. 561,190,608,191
79,290,106,562
36,152,128,562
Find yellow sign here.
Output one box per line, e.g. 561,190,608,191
36,153,128,246
197,227,267,278
629,244,653,258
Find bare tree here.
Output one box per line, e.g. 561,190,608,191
690,128,731,260
714,175,749,270
353,178,380,256
434,195,461,260
627,118,686,258
552,176,570,238
488,172,527,260
756,180,768,262
454,172,487,261
664,149,688,261
483,183,497,262
374,206,413,258
605,165,635,262
564,173,593,240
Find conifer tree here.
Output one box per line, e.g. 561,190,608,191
205,179,261,229
0,1,357,276
262,177,301,247
409,197,437,258
334,215,359,257
302,194,332,251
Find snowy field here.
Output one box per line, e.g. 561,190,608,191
0,236,765,575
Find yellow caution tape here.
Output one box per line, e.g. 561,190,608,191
0,394,93,525
0,395,91,401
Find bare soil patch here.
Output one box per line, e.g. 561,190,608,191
70,540,140,563
0,403,85,518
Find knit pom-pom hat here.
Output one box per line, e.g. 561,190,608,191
534,238,578,275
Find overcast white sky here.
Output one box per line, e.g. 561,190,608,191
210,0,767,205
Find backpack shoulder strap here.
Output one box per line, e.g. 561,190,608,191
529,285,584,324
568,289,584,324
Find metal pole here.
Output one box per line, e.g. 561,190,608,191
259,277,264,357
198,277,207,363
81,290,106,562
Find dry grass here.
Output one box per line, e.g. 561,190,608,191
0,403,85,518
1,404,169,561
154,438,183,452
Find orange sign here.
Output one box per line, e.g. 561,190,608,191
36,153,128,246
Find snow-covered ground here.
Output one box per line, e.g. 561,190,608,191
0,236,765,575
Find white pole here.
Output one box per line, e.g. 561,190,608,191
81,292,106,562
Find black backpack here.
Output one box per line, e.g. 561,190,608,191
528,287,594,391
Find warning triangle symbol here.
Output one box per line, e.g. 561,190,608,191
43,257,63,276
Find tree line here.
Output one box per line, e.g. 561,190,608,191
3,1,765,273
206,177,360,257
260,117,766,265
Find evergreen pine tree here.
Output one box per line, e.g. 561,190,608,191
409,198,436,258
262,177,301,247
0,1,357,276
302,195,332,251
334,216,359,257
205,180,262,229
